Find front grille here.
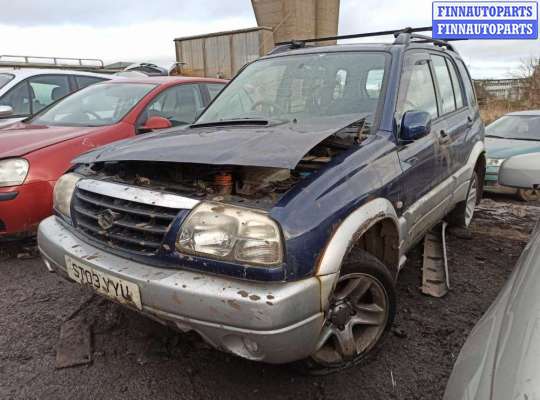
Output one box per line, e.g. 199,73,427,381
72,187,180,254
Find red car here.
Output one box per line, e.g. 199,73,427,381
0,76,226,240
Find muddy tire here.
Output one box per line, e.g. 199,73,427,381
516,189,539,202
295,250,396,376
448,171,480,228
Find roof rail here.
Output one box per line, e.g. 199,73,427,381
274,26,433,46
395,32,463,51
0,55,105,70
271,26,462,54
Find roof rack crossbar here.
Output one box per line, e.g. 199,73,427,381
274,26,433,46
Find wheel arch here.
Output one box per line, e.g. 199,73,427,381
316,198,400,280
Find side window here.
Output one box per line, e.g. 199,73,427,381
28,75,71,113
398,58,438,120
446,60,464,109
0,81,30,116
431,55,456,114
141,84,204,127
206,83,225,101
457,60,477,107
76,76,106,89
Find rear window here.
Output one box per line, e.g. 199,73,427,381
456,60,477,107
447,60,464,109
0,73,14,90
431,55,456,115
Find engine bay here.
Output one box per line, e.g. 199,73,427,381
77,121,370,209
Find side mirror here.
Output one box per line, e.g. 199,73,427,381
401,111,432,141
142,116,172,131
0,105,14,118
499,153,540,189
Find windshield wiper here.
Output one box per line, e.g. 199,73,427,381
485,134,504,138
191,118,269,128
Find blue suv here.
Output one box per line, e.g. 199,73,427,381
38,28,485,374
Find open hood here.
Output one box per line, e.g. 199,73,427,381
74,116,368,169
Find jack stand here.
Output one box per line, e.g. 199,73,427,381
421,222,450,298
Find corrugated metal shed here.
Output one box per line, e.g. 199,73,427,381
174,27,274,79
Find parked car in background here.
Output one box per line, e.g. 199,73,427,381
0,69,112,127
116,63,170,77
0,76,226,240
38,30,484,373
484,111,540,201
444,152,540,400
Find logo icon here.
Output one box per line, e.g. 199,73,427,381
97,209,120,231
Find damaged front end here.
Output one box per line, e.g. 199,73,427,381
65,118,371,280
76,123,366,206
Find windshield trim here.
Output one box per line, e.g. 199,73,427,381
28,82,158,127
194,50,391,134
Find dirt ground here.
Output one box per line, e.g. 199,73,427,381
1,194,539,400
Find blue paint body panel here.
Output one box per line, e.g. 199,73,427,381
71,43,484,282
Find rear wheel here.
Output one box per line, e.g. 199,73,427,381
297,250,396,375
448,171,479,228
517,189,539,202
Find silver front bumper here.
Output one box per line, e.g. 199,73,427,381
38,216,328,364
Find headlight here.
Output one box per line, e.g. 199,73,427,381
487,158,505,167
176,202,283,266
0,158,29,187
53,173,82,219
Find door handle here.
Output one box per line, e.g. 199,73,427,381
439,130,450,145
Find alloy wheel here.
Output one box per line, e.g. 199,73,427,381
312,273,389,366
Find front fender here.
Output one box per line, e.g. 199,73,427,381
316,198,399,277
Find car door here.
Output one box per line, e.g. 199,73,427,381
396,51,442,205
456,58,483,165
136,84,205,132
395,51,448,248
430,53,470,178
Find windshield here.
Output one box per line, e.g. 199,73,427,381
0,73,14,90
486,115,540,141
31,82,156,127
196,52,388,127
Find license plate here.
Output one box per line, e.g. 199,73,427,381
65,255,142,310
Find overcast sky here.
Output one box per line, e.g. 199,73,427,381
0,0,538,78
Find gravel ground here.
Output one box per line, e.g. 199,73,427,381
1,195,539,400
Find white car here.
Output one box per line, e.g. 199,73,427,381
0,69,112,127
